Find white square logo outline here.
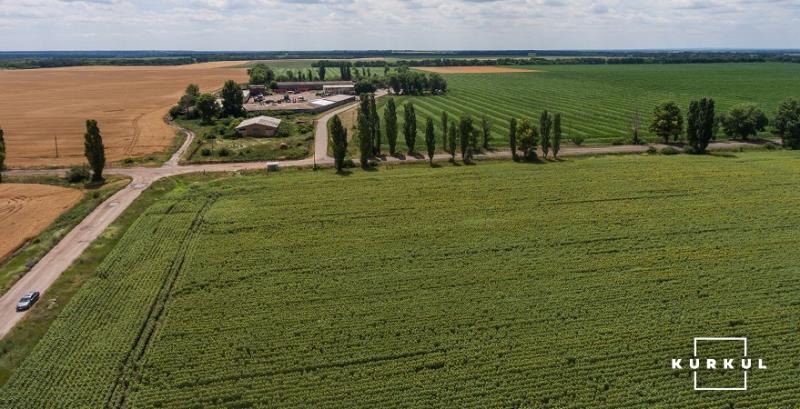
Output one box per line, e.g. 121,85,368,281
693,337,748,391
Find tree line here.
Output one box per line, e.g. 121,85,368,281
328,93,800,173
328,95,564,172
5,50,800,70
647,98,800,151
170,81,246,124
247,63,447,96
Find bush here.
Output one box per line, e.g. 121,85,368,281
276,121,292,138
660,146,681,155
611,138,626,146
297,123,313,134
646,146,658,154
218,147,231,157
168,105,182,119
570,135,585,146
65,166,90,183
683,145,699,155
200,148,212,156
765,141,781,150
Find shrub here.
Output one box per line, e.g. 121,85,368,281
297,123,313,134
646,146,658,154
611,138,626,146
765,141,781,150
65,166,90,183
276,122,292,138
570,135,585,146
218,147,231,157
200,148,212,156
168,105,182,119
660,146,681,155
683,145,699,155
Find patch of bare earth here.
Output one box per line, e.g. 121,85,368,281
0,184,84,261
0,62,249,168
413,66,537,74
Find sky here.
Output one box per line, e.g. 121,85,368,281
0,0,798,51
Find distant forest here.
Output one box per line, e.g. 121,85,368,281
1,50,800,69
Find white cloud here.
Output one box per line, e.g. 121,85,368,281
0,0,798,50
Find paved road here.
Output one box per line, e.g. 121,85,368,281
0,96,775,338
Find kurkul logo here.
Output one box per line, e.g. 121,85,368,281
672,337,766,391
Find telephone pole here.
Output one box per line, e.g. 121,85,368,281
54,136,59,158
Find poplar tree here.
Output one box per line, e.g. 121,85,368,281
425,117,436,166
481,116,491,150
83,120,106,182
329,115,348,172
448,125,457,162
697,98,716,152
368,95,381,156
539,110,552,159
553,113,562,158
385,98,398,155
459,116,473,162
403,102,417,154
358,96,373,169
509,117,518,161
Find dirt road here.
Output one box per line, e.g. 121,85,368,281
0,95,774,339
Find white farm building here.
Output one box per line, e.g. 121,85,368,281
236,116,282,137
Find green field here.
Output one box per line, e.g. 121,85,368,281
3,152,800,407
381,63,800,149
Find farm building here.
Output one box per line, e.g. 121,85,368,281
248,85,268,96
322,84,356,96
309,94,356,110
236,116,282,137
275,81,353,93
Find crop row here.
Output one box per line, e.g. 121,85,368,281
4,153,800,407
375,63,800,151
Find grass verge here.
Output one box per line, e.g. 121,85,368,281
0,176,178,386
0,176,130,296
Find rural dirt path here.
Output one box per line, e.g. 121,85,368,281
0,95,774,339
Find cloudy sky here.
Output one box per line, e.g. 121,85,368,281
0,0,798,51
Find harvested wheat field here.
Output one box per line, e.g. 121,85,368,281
0,184,83,261
413,66,536,74
0,62,248,168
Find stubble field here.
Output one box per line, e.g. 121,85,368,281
0,62,248,168
2,151,800,408
0,184,83,262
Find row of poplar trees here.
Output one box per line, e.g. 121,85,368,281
329,94,567,172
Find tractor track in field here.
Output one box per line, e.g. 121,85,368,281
106,196,215,408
